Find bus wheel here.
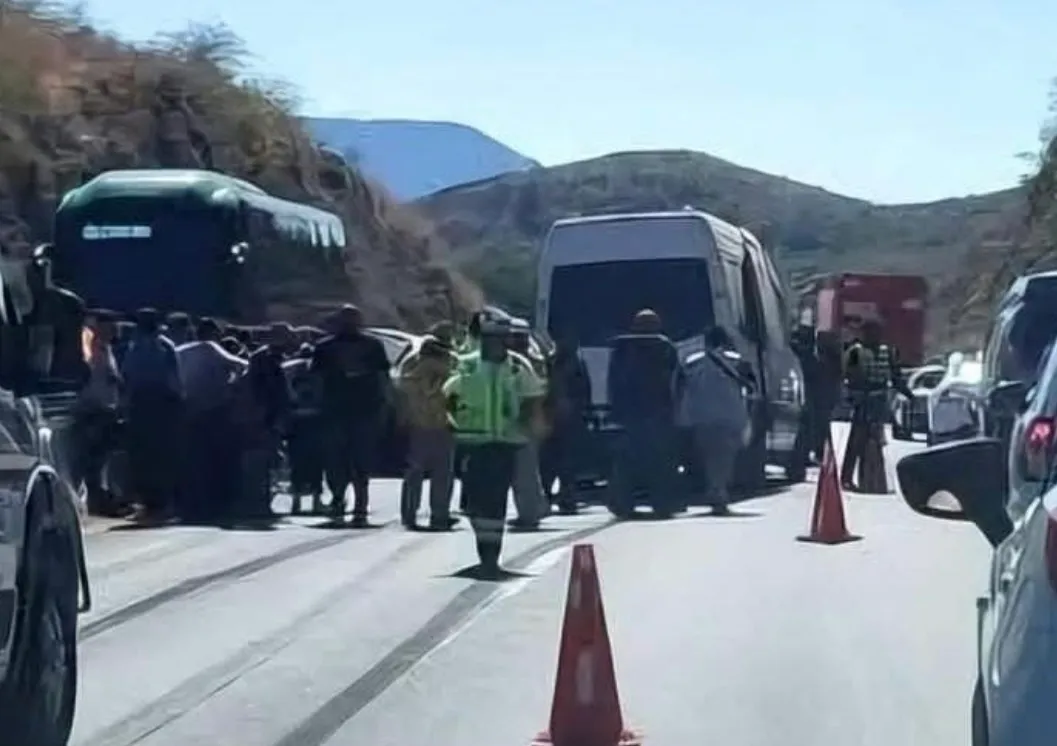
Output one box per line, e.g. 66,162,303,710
0,534,78,746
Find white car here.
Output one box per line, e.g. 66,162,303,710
897,435,1056,746
926,352,984,445
892,364,946,440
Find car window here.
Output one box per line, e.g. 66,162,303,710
1006,301,1057,383
911,369,945,389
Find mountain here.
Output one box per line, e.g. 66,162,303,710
0,9,480,328
416,149,1027,346
304,117,539,201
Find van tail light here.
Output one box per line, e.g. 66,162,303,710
1024,417,1055,480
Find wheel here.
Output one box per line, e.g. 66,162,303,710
972,676,988,746
0,532,78,746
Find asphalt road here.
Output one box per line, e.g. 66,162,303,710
71,424,990,746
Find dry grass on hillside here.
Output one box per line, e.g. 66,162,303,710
0,1,481,327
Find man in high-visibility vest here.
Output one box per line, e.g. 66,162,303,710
839,319,910,490
444,318,546,578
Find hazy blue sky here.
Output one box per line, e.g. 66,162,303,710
86,0,1057,203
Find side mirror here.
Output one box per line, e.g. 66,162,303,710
896,438,1014,547
987,380,1029,416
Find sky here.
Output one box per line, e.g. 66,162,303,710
84,0,1057,204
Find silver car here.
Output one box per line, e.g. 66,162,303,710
892,364,945,440
926,352,984,445
897,434,1057,746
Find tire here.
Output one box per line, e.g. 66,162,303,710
972,677,988,746
0,533,79,746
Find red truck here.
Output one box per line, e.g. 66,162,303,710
802,272,929,366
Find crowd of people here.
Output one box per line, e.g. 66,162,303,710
62,293,881,577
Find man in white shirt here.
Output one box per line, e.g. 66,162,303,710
177,318,247,522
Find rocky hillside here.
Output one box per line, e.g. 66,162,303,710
304,117,538,201
0,6,480,328
418,150,1026,343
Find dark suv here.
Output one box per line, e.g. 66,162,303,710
0,258,89,746
980,271,1057,454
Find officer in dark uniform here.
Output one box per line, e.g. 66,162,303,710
790,323,820,464
839,319,911,490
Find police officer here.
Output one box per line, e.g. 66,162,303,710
444,318,546,579
839,319,911,490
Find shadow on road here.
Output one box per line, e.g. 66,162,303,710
446,564,532,582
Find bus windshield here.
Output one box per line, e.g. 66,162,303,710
55,199,230,318
547,258,714,346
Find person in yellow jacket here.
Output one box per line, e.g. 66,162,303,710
397,335,460,531
444,318,546,578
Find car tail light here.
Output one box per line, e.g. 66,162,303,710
1024,417,1055,480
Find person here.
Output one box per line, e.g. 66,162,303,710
284,342,324,514
311,305,392,526
240,322,294,519
791,323,820,465
444,318,546,578
397,334,460,530
506,327,549,530
120,307,184,520
73,312,123,516
840,319,911,490
165,312,195,346
176,317,247,521
676,326,751,515
23,253,89,391
606,308,684,519
814,331,844,459
456,312,483,359
540,336,592,515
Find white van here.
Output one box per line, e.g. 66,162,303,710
535,209,807,486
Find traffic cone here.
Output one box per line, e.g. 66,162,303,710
857,428,892,494
530,544,643,746
797,438,862,545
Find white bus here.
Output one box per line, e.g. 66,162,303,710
535,209,807,488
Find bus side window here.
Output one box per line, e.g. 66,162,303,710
740,257,765,345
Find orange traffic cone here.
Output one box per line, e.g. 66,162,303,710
531,545,642,746
797,438,862,545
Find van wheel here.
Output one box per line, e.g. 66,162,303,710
0,535,78,746
972,677,988,746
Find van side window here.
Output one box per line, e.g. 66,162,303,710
756,260,788,342
721,256,745,327
740,257,765,343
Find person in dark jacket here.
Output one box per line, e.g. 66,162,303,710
791,323,820,465
606,309,684,519
311,305,392,527
814,331,844,460
540,337,592,514
120,308,184,520
239,322,294,519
